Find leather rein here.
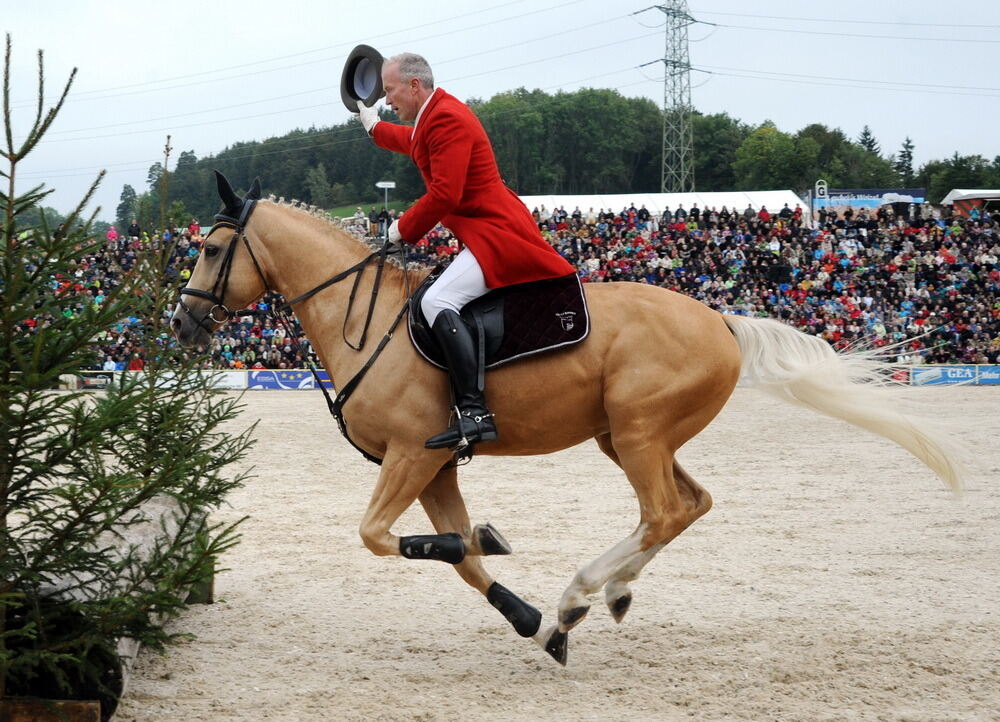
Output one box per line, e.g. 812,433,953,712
177,201,423,465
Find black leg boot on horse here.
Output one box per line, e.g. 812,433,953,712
424,309,498,451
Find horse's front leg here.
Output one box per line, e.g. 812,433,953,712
357,448,464,560
357,447,519,564
417,465,568,664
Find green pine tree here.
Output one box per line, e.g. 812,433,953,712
116,184,137,233
0,35,253,715
894,136,915,186
857,125,881,155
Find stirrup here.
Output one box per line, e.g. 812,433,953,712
451,405,472,453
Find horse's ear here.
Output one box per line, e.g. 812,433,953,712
246,177,262,201
214,170,240,209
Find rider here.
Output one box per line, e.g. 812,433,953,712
356,52,574,451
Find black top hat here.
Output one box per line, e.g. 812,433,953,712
341,44,385,113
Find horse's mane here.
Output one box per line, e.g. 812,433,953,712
265,195,430,273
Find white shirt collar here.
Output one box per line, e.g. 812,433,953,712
411,88,439,137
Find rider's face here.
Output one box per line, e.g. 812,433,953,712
381,62,421,122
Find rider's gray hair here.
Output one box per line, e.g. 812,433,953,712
388,52,435,90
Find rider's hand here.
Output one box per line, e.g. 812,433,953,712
356,100,380,134
387,218,402,244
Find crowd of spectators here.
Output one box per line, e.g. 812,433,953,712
31,217,312,373
41,198,1000,371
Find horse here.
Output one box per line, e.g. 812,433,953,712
171,174,963,665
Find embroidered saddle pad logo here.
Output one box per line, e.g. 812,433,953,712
408,272,590,370
555,311,577,331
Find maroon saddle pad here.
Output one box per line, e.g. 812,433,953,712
408,272,590,370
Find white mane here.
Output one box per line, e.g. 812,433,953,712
265,195,428,271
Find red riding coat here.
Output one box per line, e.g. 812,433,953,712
371,88,574,289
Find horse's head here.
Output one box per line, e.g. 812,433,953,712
171,171,267,347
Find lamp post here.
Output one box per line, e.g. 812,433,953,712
375,180,395,212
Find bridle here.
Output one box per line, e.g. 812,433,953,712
178,200,396,350
177,200,264,333
176,199,431,466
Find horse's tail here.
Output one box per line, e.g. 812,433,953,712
722,314,964,492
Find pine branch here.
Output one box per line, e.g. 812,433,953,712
2,35,12,158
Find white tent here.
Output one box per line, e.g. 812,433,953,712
517,190,806,218
939,188,1000,205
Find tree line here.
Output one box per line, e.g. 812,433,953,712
112,87,1000,230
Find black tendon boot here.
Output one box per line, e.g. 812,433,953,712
425,309,498,450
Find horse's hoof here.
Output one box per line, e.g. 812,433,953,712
558,605,589,632
474,522,512,556
544,628,568,666
608,593,632,623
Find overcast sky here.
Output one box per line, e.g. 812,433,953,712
4,0,999,221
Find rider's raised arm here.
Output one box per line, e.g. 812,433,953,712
371,120,412,155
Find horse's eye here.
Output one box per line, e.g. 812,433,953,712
205,245,219,258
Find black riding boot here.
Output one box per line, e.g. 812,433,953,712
424,309,498,450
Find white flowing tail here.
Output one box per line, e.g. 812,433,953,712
723,315,964,492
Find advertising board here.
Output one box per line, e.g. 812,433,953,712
910,366,978,386
813,187,926,209
247,369,332,390
976,366,1000,385
209,371,248,389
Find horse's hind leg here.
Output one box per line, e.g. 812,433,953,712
418,465,568,664
597,433,712,622
558,433,710,632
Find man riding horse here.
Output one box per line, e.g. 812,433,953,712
356,52,575,452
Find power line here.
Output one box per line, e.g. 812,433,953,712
31,102,339,144
28,53,999,181
435,13,621,67
699,64,1000,94
13,0,531,105
444,29,659,84
72,30,989,183
13,0,588,108
717,22,1000,44
26,27,659,147
40,86,338,136
696,65,1000,98
34,10,632,139
697,10,1000,31
21,65,661,180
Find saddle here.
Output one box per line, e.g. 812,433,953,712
408,271,590,372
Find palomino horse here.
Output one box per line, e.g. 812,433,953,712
172,175,963,665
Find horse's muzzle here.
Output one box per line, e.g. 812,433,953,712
171,303,213,348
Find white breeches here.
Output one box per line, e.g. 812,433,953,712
420,247,490,325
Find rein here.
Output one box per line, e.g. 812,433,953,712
177,202,422,465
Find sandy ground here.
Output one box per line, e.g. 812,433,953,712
114,387,999,722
